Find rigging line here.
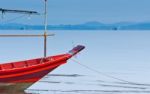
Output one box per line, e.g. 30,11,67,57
2,14,27,24
71,58,150,87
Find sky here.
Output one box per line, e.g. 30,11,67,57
0,0,150,25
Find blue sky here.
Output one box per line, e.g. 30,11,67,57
1,0,150,25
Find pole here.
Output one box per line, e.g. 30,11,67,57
44,0,48,57
0,8,39,15
0,0,55,58
44,32,47,57
0,34,54,37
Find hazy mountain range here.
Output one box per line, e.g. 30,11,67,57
1,21,150,30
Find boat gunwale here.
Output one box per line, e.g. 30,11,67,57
0,54,71,72
0,54,71,79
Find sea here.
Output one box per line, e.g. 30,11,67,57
0,30,150,94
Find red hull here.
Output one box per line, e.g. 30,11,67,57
0,45,85,83
0,54,69,83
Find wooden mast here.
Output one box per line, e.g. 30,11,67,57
0,0,54,57
44,0,48,57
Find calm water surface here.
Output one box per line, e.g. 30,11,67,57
0,30,150,94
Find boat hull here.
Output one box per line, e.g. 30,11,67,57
0,83,32,94
0,55,69,93
0,45,85,93
0,54,69,83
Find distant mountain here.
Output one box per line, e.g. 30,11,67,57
1,21,150,30
82,21,105,26
120,22,150,30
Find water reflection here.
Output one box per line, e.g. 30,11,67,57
26,74,150,94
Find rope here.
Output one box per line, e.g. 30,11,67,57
2,14,27,24
71,58,150,87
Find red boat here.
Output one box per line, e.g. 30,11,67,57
0,45,85,93
0,1,85,93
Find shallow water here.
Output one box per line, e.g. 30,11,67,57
0,30,150,94
26,73,150,94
